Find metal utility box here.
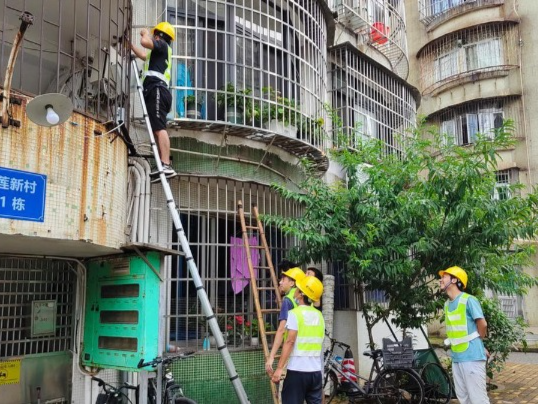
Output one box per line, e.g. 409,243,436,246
82,252,161,370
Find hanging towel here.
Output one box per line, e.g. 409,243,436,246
176,62,194,118
230,236,260,294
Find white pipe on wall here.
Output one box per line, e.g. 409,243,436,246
130,160,146,242
139,158,152,243
128,165,141,242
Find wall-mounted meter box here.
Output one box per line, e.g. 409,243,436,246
82,252,161,370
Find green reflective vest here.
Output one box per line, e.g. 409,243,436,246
445,292,480,353
286,287,298,309
143,44,172,86
291,305,325,357
283,287,298,342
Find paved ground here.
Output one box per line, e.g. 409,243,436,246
487,361,538,403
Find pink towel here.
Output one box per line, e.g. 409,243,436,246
230,236,260,294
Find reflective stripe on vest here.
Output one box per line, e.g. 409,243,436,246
445,293,479,352
142,44,172,87
283,287,298,342
291,305,324,357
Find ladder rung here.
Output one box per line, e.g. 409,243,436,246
249,245,265,249
253,265,271,269
256,287,278,291
245,225,259,230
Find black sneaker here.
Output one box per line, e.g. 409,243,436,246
150,163,177,183
162,164,177,176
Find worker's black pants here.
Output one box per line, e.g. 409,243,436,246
281,369,322,404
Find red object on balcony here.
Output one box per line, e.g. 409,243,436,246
371,22,389,45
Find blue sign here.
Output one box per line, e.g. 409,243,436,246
0,167,47,222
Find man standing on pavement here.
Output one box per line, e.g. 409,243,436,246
271,276,325,404
439,266,490,404
265,267,305,374
131,22,177,179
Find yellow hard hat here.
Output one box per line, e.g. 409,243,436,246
439,266,468,289
281,267,305,282
153,22,175,41
296,275,324,302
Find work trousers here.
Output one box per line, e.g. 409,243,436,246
281,369,322,404
452,360,490,404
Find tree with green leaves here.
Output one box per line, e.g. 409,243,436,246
266,119,538,374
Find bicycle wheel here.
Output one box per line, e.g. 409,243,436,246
167,384,198,404
173,398,197,404
419,363,452,404
373,368,424,404
323,371,339,404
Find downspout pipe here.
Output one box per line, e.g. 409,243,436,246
1,11,34,128
131,160,145,242
128,165,141,242
139,158,152,243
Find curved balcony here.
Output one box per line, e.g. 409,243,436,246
335,0,409,79
130,0,330,173
419,0,504,28
418,22,519,95
329,43,418,156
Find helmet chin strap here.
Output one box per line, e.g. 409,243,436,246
441,279,454,293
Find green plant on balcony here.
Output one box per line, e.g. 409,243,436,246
216,82,253,124
260,86,297,128
183,93,203,119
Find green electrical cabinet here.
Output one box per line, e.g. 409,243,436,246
82,252,161,370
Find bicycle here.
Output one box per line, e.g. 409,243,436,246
91,376,136,404
92,352,197,404
323,333,425,404
417,361,452,403
137,352,197,404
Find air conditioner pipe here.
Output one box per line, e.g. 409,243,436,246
1,12,34,128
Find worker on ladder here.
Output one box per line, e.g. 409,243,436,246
131,21,177,179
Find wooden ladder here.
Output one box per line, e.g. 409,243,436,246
237,201,281,403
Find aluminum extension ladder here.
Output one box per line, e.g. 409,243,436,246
131,58,250,404
237,201,282,404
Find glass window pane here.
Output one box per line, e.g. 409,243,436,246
466,113,478,144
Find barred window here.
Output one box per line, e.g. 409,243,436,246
434,38,502,82
494,170,511,201
0,259,76,358
156,177,301,350
436,99,515,146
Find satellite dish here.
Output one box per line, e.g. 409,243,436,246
26,93,73,127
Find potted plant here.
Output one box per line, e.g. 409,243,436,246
216,82,253,124
225,315,245,347
261,86,297,137
184,94,203,119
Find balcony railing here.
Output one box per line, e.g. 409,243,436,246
418,0,505,27
329,44,417,156
130,0,330,170
336,0,409,79
418,22,519,94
